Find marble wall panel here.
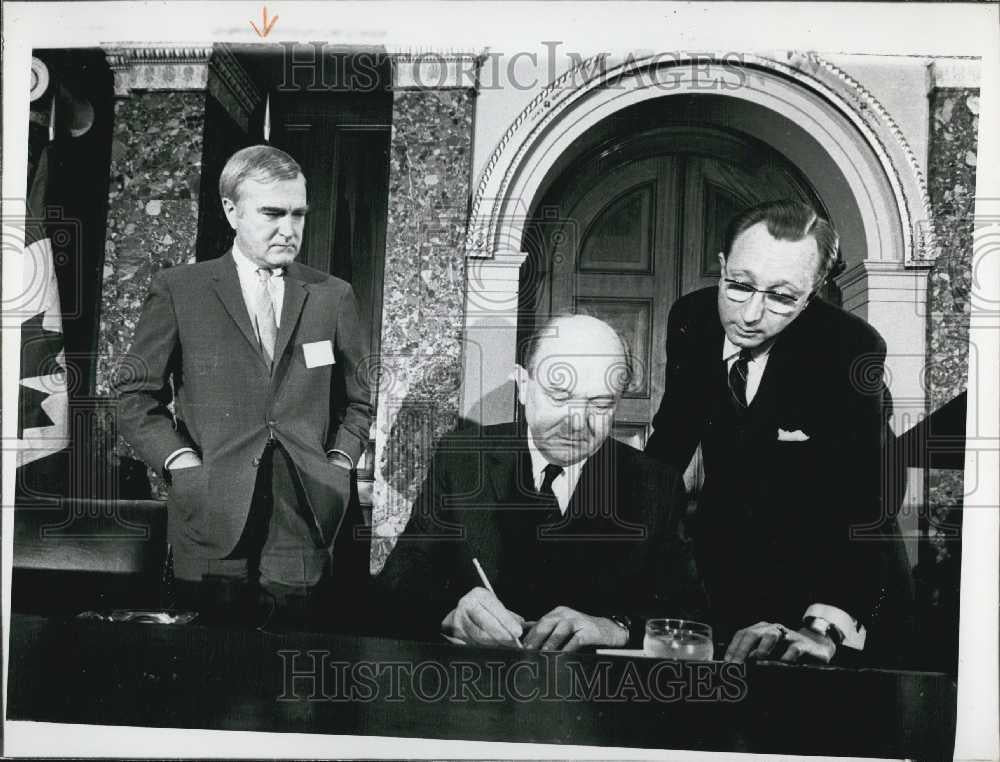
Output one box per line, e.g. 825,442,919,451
925,87,979,561
96,91,207,497
370,89,475,570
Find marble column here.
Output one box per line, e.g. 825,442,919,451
96,46,259,496
923,74,980,562
370,55,479,570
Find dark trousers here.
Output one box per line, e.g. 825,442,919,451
170,441,333,630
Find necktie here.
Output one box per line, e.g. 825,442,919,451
254,267,278,365
536,463,568,541
539,463,564,499
728,348,752,408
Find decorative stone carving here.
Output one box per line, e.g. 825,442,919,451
103,45,261,131
208,45,263,132
104,47,212,97
929,58,981,90
785,51,939,265
390,52,480,90
466,51,939,268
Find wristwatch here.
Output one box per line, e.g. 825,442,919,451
608,614,632,634
803,615,845,647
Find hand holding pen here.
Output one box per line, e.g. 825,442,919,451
440,558,526,649
472,558,525,648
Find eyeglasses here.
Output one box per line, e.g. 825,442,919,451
722,279,808,315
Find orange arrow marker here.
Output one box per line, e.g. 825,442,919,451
250,6,278,38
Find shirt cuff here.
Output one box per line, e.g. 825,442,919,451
325,448,355,469
163,447,198,472
804,603,866,650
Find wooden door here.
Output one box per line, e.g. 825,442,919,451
269,90,393,477
526,127,823,447
270,91,392,372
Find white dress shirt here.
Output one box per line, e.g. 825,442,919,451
720,335,865,650
525,430,585,515
232,242,285,330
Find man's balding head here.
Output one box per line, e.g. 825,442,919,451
515,314,631,466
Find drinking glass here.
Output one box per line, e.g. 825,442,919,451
643,618,714,661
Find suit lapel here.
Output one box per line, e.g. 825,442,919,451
272,271,308,380
485,440,523,508
478,441,524,584
760,305,814,428
700,296,729,421
209,252,269,371
561,440,628,534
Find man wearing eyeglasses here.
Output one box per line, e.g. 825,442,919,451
646,199,910,666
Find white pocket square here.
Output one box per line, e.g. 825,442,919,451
777,428,810,442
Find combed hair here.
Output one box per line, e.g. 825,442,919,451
521,312,635,394
722,199,841,287
219,145,303,203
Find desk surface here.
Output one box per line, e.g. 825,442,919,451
7,613,956,760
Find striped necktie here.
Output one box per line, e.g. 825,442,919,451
728,348,753,409
253,267,278,364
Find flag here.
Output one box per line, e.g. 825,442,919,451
16,144,70,468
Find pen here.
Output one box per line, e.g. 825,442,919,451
472,557,524,648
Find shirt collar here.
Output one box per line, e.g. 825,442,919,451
722,336,771,364
525,428,586,489
232,243,284,279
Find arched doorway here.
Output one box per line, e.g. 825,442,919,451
520,116,832,445
461,54,935,443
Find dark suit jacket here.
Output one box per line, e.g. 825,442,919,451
115,251,373,558
646,287,912,655
377,422,706,646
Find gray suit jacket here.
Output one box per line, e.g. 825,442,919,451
114,251,373,557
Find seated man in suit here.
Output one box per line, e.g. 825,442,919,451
646,199,912,665
377,314,705,650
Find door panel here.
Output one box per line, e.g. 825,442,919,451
269,91,392,479
578,182,656,274
681,155,819,294
573,296,653,399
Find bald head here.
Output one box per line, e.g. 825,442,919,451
516,314,631,466
524,314,632,391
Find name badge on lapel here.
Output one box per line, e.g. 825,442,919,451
303,340,336,368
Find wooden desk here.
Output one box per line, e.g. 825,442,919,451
7,613,955,760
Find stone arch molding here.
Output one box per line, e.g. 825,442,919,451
465,51,938,269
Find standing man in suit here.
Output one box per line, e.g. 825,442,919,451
377,314,705,650
646,200,910,665
115,145,372,625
